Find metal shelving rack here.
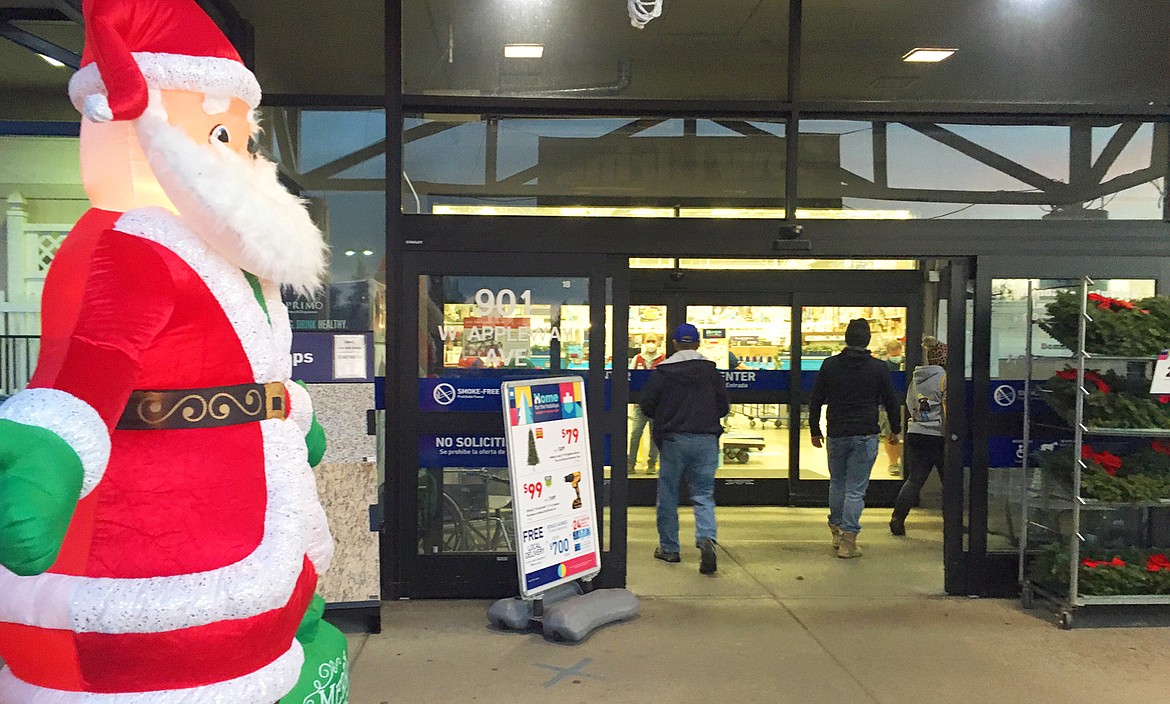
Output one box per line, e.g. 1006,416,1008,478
1018,277,1170,628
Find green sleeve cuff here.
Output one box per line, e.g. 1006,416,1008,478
0,419,84,576
293,380,328,467
306,416,327,467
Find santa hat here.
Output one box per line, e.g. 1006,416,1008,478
68,0,261,122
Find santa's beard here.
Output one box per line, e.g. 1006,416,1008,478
134,105,326,298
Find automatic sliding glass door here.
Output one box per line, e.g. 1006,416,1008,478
790,298,921,504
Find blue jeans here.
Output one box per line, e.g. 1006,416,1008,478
656,433,719,552
628,405,659,469
826,435,879,534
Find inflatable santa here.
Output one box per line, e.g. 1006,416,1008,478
0,0,348,701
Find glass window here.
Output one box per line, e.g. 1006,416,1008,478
403,116,786,214
801,3,1170,106
258,108,388,370
402,1,788,101
799,120,1167,220
417,467,514,555
986,278,1157,553
419,275,591,376
678,259,918,271
687,305,792,480
798,306,908,481
628,305,668,475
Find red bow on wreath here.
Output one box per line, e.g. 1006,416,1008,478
1147,554,1170,572
1086,292,1148,314
1055,368,1112,394
1082,445,1123,476
1082,557,1127,568
1088,292,1134,311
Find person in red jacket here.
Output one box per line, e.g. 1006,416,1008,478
629,333,666,473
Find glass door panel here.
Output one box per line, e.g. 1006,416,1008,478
798,305,908,481
627,305,668,477
416,275,592,557
687,305,792,480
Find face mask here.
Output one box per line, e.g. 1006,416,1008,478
889,355,903,364
642,343,658,356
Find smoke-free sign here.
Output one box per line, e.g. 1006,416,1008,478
502,376,600,597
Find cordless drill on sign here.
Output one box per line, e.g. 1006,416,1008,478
564,472,583,509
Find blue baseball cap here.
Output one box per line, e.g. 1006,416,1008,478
673,323,700,344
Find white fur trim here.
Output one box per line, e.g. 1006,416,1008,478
132,110,326,297
81,94,114,123
265,279,295,381
0,642,303,704
115,208,279,383
0,389,110,499
282,381,334,573
68,53,261,118
0,420,324,633
284,380,314,436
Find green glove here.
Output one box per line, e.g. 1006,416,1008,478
0,419,84,576
294,380,327,468
281,595,349,703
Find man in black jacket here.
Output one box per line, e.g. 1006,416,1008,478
640,323,730,574
809,318,902,559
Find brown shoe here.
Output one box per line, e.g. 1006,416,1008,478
837,532,862,559
829,523,842,550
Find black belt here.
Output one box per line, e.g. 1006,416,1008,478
117,382,287,430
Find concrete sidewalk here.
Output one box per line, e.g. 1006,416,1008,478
348,509,1170,704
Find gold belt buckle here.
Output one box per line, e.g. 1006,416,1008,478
264,382,287,421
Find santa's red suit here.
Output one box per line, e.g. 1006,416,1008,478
0,207,332,702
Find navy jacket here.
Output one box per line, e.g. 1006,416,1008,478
640,351,730,448
809,346,902,439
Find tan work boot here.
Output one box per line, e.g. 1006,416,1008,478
837,531,862,559
829,523,842,550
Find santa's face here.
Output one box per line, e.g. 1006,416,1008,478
133,89,326,297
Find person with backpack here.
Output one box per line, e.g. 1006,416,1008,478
889,337,948,536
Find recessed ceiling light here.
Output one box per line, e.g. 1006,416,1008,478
504,44,544,59
902,48,956,63
38,54,66,68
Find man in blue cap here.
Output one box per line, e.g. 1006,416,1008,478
640,323,730,574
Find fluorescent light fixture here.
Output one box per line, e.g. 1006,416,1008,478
504,44,544,59
38,54,66,68
902,48,956,63
432,205,912,219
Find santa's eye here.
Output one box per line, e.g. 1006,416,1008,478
209,125,231,144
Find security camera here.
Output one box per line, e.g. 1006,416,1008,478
777,224,803,240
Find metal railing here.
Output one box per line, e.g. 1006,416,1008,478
1,335,39,395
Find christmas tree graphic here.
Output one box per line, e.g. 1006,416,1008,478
527,428,540,466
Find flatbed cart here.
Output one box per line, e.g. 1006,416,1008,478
722,434,765,464
732,403,784,429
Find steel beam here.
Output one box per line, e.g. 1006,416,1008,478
903,122,1069,196
0,20,80,69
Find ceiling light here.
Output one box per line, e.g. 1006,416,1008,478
38,54,66,68
902,48,956,63
504,44,544,59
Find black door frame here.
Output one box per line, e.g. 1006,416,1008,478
392,250,628,598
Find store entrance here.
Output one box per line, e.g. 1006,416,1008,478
628,265,923,507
